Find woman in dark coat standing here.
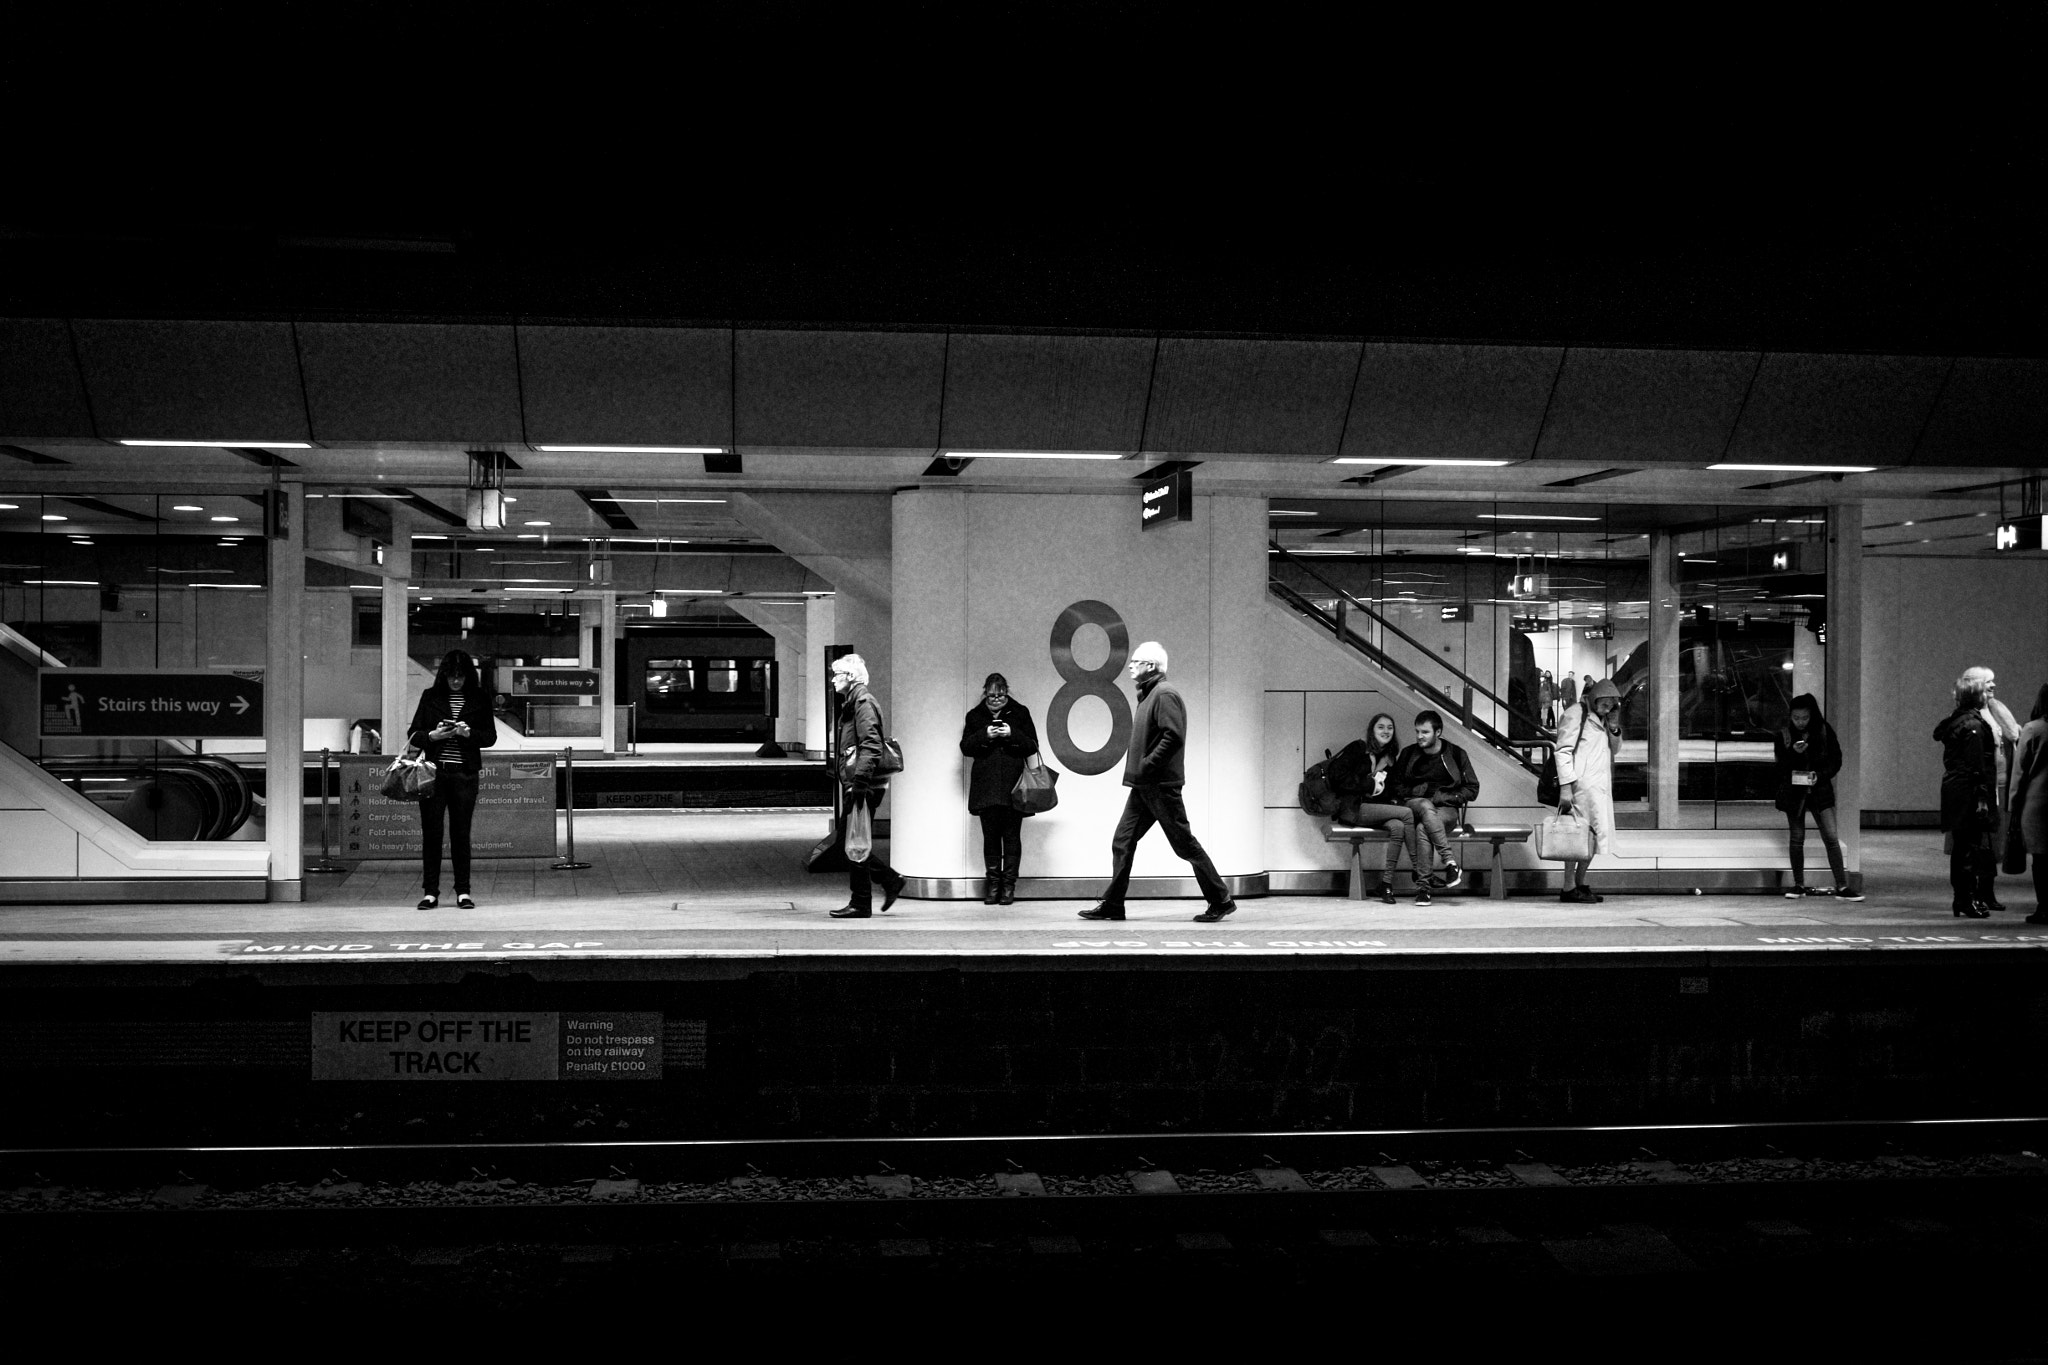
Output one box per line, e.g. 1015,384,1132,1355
958,672,1040,905
2001,683,2048,926
1773,692,1859,899
407,649,498,911
1934,671,2000,918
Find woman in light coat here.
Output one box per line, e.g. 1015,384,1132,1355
2001,682,2048,926
1555,678,1621,903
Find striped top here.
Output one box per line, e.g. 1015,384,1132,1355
438,692,467,765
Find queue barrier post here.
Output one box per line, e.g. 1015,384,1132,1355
551,745,591,871
307,747,348,874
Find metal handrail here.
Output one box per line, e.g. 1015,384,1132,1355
1269,544,1552,774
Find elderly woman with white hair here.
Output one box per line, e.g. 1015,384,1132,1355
827,653,906,919
1936,667,2015,918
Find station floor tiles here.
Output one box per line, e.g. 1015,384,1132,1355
1,817,2043,966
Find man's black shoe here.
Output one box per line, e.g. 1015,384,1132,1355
1191,902,1237,923
829,904,872,919
1078,904,1125,921
879,876,906,913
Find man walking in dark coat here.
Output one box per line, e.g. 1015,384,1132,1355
1080,641,1238,923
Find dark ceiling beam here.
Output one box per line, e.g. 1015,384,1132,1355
704,453,742,474
60,496,155,522
226,446,299,468
1544,467,1638,488
921,454,970,476
1741,473,1846,491
394,489,467,528
1,444,67,465
576,489,639,531
1342,465,1421,485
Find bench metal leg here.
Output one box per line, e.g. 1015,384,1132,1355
1349,840,1365,900
1490,837,1507,900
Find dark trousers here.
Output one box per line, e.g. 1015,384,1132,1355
979,807,1024,877
420,768,479,896
1102,784,1230,908
1787,801,1847,886
840,787,900,908
1949,818,1997,907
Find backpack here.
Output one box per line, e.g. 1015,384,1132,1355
1324,739,1380,796
1298,750,1342,816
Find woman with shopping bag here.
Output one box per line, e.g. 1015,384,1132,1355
1549,677,1622,903
959,672,1041,905
828,653,906,919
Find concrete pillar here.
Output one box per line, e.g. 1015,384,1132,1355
889,487,1267,896
804,595,837,758
1648,529,1682,828
379,525,412,759
599,591,618,753
266,481,306,901
1826,504,1862,874
726,600,807,748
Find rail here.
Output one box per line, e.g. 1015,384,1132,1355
1269,543,1552,774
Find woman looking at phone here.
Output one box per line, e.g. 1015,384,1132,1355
407,649,498,911
958,672,1040,904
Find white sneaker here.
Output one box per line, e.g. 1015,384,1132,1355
1784,886,1805,899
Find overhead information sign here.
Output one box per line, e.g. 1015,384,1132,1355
511,668,601,696
39,668,264,738
310,1010,664,1080
1140,468,1192,530
1994,516,2047,552
335,754,557,858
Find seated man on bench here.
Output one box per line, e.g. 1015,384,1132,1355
1387,709,1482,906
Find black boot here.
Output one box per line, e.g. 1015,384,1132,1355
998,874,1016,905
982,867,1002,905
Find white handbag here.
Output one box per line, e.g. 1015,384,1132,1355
1532,811,1593,862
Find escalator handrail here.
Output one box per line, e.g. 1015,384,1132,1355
1270,542,1557,737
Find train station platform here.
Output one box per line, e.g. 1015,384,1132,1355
1,820,2040,973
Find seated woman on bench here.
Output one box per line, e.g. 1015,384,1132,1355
1385,710,1482,906
1337,712,1411,905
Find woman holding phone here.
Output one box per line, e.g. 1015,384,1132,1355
959,672,1040,904
407,649,498,911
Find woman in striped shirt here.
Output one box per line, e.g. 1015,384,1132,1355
407,649,498,910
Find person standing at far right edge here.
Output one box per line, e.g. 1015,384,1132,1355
2002,682,2048,926
1079,641,1237,923
1554,678,1621,902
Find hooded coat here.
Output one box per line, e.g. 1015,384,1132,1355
1773,693,1844,814
959,698,1040,813
2004,718,2048,867
1933,705,1997,834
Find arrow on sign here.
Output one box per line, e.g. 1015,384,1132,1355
231,696,251,715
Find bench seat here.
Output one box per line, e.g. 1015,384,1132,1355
1326,824,1534,900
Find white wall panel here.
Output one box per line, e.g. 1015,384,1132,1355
1262,692,1305,808
297,322,523,442
0,811,78,876
72,320,310,443
518,325,731,447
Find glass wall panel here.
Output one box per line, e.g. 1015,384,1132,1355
0,491,268,839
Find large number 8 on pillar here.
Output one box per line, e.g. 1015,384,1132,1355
1046,600,1133,776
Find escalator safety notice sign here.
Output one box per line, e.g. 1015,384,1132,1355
39,668,264,738
311,1011,665,1080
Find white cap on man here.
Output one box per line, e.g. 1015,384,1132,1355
1132,641,1169,672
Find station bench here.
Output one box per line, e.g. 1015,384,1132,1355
1325,824,1534,901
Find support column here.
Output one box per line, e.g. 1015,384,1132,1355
1203,494,1268,879
1826,503,1863,876
599,590,618,753
266,481,307,901
379,526,412,759
1648,529,1682,828
804,595,837,758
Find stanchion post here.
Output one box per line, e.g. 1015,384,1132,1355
307,747,348,874
551,745,591,871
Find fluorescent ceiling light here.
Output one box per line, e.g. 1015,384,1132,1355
945,450,1126,460
755,600,804,606
523,520,552,527
504,587,573,593
0,503,20,510
1330,457,1513,467
1270,510,1317,516
657,589,724,595
41,514,67,521
210,516,240,523
1476,514,1599,522
1706,463,1876,473
24,579,97,585
533,445,725,454
192,583,263,589
414,533,448,540
119,439,314,449
171,504,204,512
591,498,728,505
